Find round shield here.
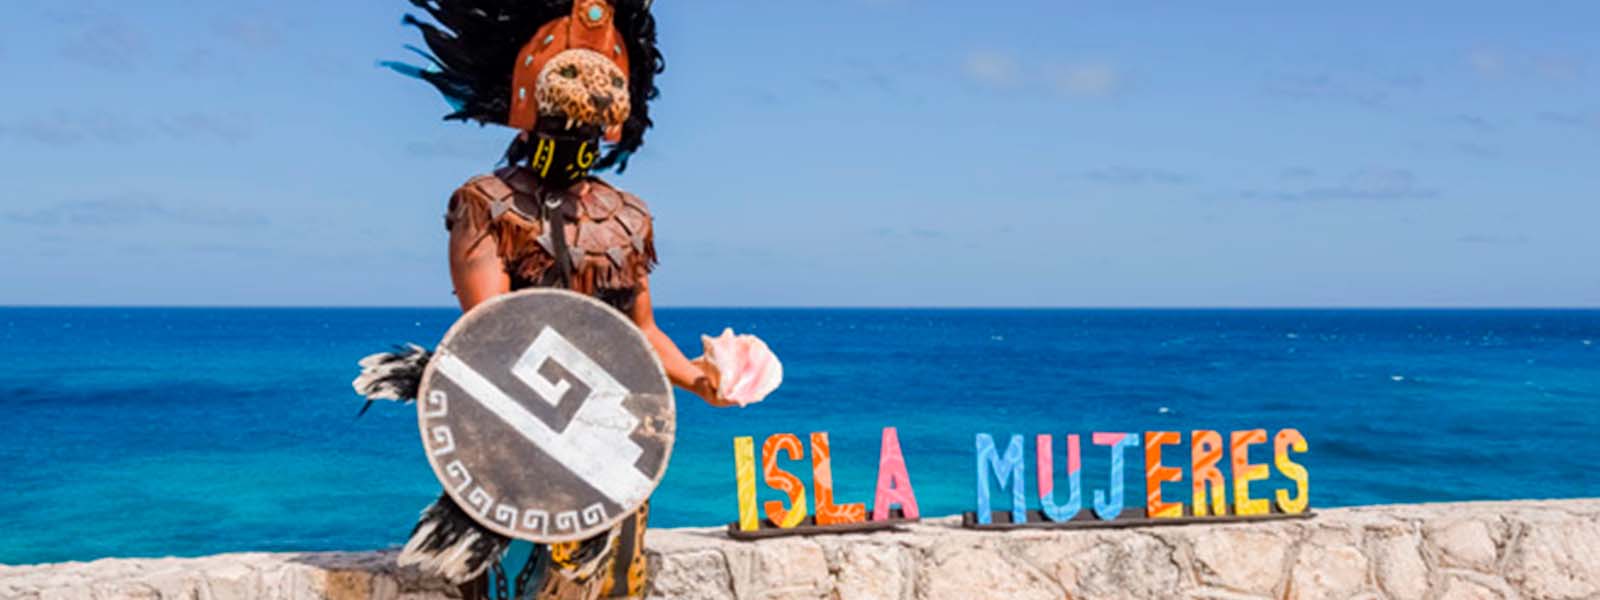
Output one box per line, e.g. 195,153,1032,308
416,289,675,543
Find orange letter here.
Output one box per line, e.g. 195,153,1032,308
1231,429,1269,517
1274,429,1310,514
1191,430,1227,517
762,433,808,528
733,436,759,531
1144,431,1182,519
811,432,866,525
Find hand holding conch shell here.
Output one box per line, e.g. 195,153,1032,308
693,328,782,407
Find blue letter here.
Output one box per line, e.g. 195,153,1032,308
1092,432,1139,520
976,433,1027,525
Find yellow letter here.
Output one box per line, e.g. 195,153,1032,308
1273,429,1310,514
733,436,759,531
1191,430,1227,517
1231,429,1269,517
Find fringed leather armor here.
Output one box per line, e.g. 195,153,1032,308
446,168,656,313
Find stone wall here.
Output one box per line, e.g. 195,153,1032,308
5,499,1599,599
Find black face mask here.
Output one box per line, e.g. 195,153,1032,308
522,127,601,186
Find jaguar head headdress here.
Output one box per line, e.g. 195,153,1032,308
386,0,662,172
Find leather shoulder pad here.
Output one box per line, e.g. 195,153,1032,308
446,174,516,231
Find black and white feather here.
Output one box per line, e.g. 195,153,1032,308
397,494,513,584
352,344,433,417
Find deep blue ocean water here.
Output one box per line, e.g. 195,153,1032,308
2,308,1597,565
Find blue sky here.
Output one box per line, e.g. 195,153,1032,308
1,1,1596,307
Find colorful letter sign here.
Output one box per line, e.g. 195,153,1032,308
731,425,1310,538
728,428,921,539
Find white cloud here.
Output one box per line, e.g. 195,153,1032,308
963,51,1126,99
1054,63,1124,98
1468,46,1588,82
962,50,1021,88
1467,48,1508,78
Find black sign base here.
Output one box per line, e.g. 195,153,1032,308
727,509,918,541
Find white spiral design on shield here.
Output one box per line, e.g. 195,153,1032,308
429,425,456,456
582,503,606,526
423,389,449,418
444,460,473,493
522,510,550,535
467,486,494,516
555,511,579,531
493,504,519,529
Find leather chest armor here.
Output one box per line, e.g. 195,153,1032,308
445,166,656,310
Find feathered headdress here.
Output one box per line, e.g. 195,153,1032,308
384,0,663,172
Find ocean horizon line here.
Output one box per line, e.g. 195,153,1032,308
3,304,1600,311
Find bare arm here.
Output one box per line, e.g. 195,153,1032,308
448,208,511,312
631,276,736,407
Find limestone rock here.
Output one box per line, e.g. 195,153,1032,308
1427,518,1500,572
1187,527,1293,595
1371,532,1428,600
1502,511,1600,599
1285,528,1370,600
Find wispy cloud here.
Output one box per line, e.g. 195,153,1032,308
1262,72,1416,108
962,51,1021,88
1468,47,1588,83
962,50,1126,99
1454,142,1501,159
1450,114,1497,133
53,10,147,72
1084,166,1191,186
1457,233,1529,246
1279,167,1318,180
1053,63,1126,98
212,15,285,49
1538,110,1600,131
1242,168,1439,202
405,138,497,160
0,112,144,145
0,111,253,146
4,196,268,229
872,227,950,240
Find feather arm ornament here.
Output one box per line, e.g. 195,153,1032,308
397,494,512,584
352,344,433,417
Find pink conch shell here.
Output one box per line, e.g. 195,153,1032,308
700,328,783,407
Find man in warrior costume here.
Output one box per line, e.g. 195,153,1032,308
365,1,750,597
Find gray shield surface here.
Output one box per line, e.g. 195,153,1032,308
417,289,675,543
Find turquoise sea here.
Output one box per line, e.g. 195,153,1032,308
2,308,1597,564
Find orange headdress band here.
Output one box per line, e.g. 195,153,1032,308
508,0,632,132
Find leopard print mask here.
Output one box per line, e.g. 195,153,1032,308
536,49,631,132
